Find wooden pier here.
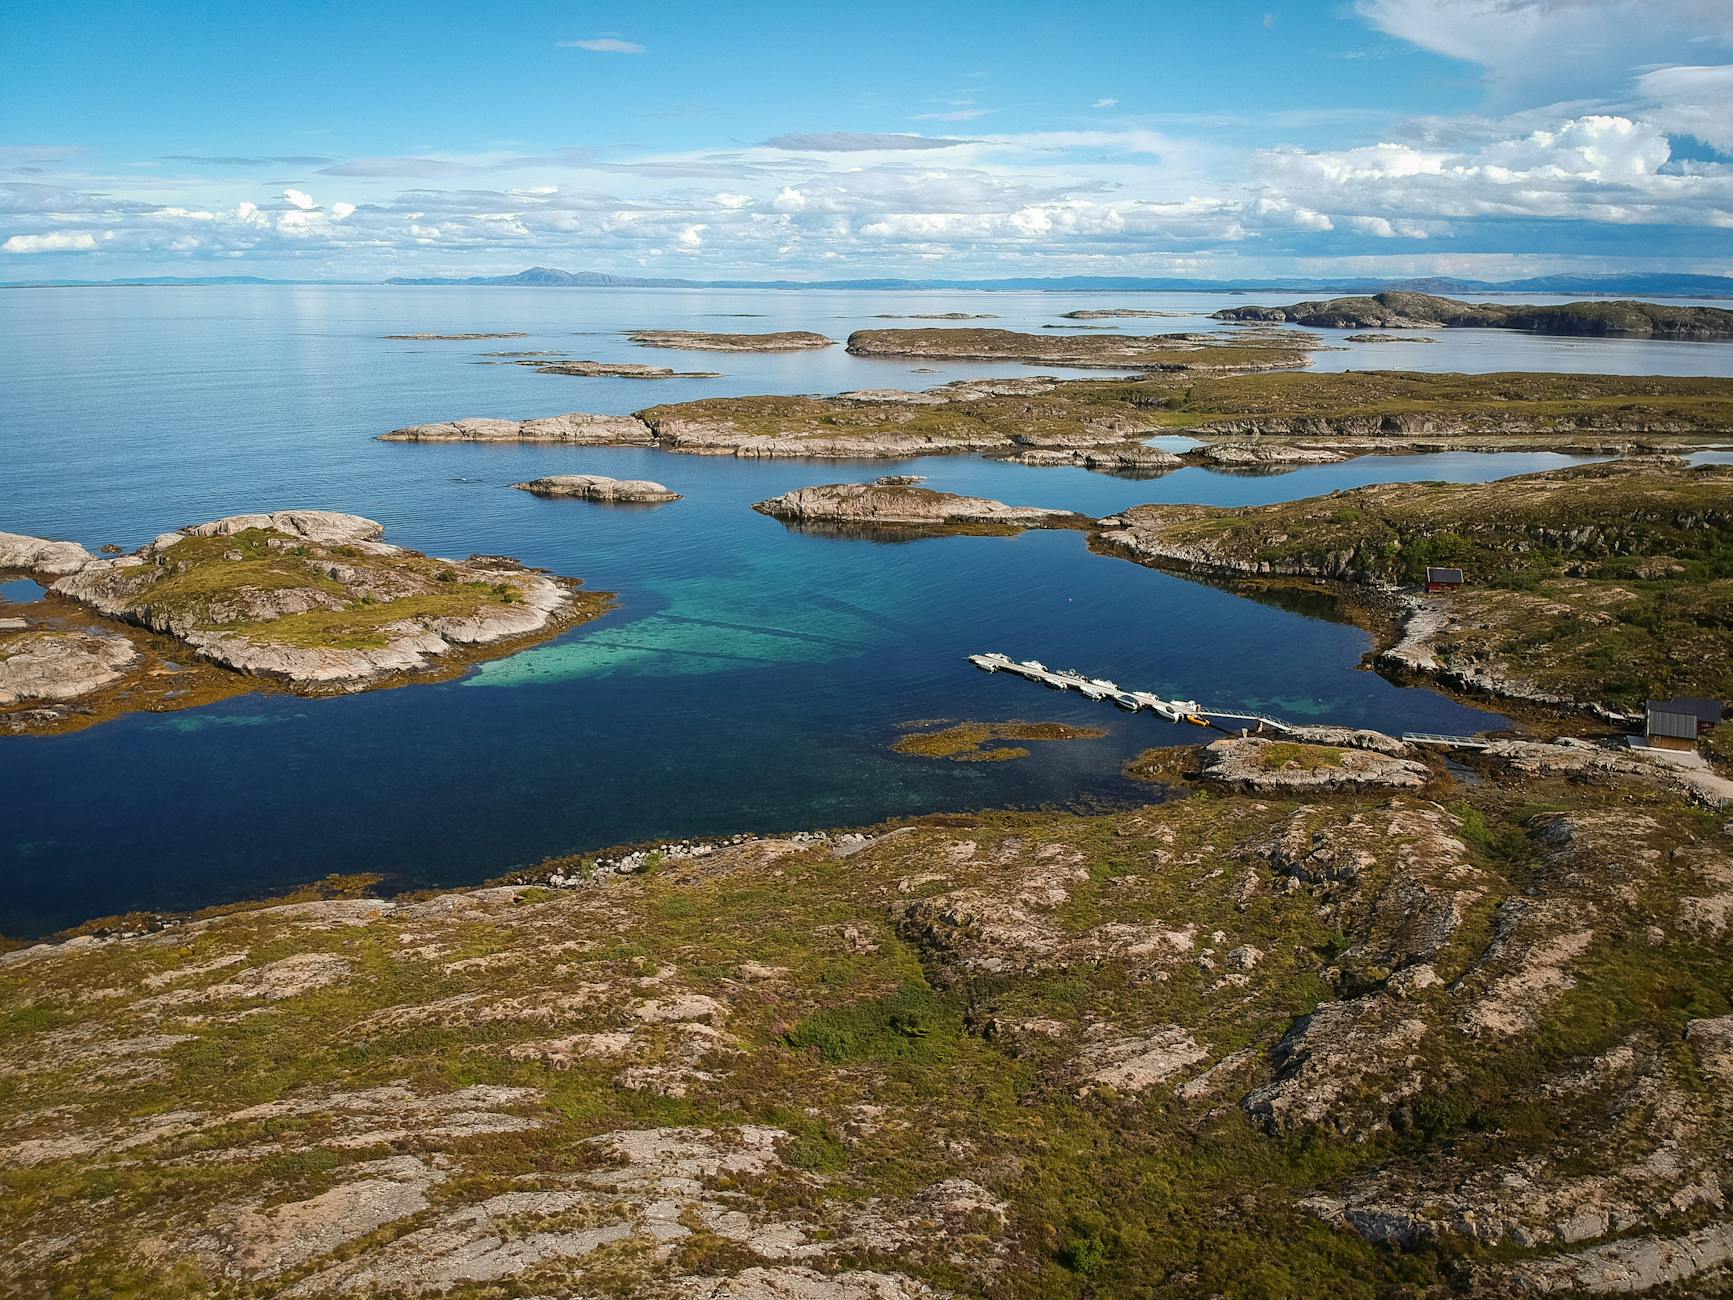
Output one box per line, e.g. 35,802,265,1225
967,653,1296,732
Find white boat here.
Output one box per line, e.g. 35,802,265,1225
1112,692,1141,711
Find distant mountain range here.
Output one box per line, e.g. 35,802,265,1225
6,266,1733,298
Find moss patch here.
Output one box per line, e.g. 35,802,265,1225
891,720,1108,762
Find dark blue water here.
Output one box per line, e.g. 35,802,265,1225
5,286,1726,936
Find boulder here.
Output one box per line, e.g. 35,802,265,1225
0,531,95,577
0,629,139,704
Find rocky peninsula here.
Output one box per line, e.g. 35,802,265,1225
0,511,607,733
627,329,835,352
4,740,1730,1296
1215,290,1733,338
513,475,681,504
1091,460,1733,715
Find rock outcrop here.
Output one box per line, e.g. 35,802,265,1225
378,413,654,444
1191,442,1344,466
39,511,602,692
752,483,1085,531
0,629,139,704
0,531,96,577
518,360,722,379
1059,308,1187,319
1199,736,1431,792
384,332,528,340
513,475,681,504
627,330,835,352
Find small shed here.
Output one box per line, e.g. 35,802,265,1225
1645,697,1724,751
1425,566,1464,593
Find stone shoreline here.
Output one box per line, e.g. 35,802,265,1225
1,511,609,733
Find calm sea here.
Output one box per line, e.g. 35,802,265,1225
2,286,1728,935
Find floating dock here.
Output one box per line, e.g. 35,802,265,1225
967,653,1295,732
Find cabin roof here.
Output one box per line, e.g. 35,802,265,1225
1647,697,1724,725
1425,566,1464,583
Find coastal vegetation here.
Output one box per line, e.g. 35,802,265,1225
843,326,1313,371
383,369,1733,461
3,757,1728,1296
890,719,1108,761
0,511,608,734
1094,460,1733,713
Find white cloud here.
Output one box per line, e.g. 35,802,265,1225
912,109,995,121
1252,196,1334,231
764,132,973,152
559,37,645,53
1257,113,1733,228
1091,98,1118,109
713,191,752,208
1355,0,1733,102
3,230,99,253
1638,64,1733,153
331,201,356,220
283,188,317,210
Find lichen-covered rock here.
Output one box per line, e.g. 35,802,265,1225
0,629,139,703
1199,737,1431,791
378,412,654,443
513,474,681,504
753,483,1083,530
1192,442,1344,466
628,329,835,352
1243,994,1429,1135
0,530,95,577
43,512,599,691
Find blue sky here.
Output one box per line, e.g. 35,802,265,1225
4,0,1733,279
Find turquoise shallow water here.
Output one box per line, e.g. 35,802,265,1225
3,286,1728,935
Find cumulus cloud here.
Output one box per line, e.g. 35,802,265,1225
3,230,100,253
9,80,1730,279
762,132,973,152
558,37,645,53
1257,113,1733,228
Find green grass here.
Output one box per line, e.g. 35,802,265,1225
4,776,1729,1297
1107,461,1733,710
1256,742,1345,772
104,528,534,650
